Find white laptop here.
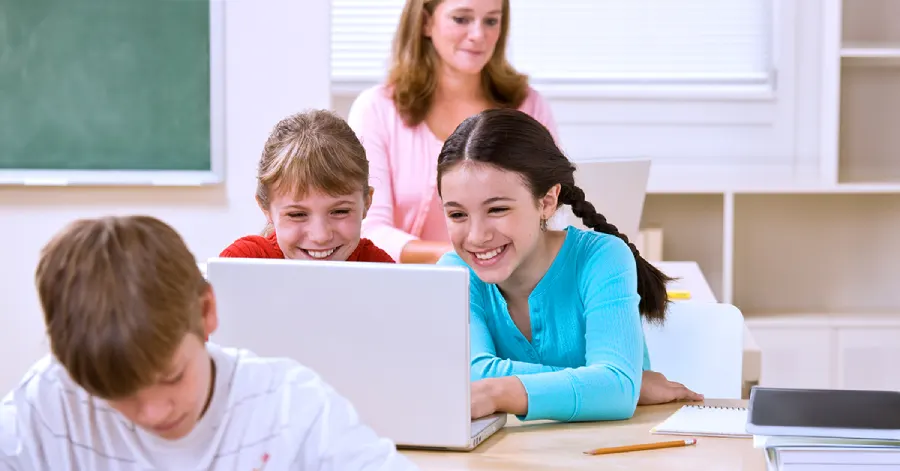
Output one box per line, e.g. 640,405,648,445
205,257,506,451
556,158,651,243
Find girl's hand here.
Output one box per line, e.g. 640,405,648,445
470,377,528,418
470,379,500,419
638,370,704,405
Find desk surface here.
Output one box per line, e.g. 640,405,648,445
402,400,764,470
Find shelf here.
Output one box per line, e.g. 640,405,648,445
733,194,900,316
744,312,900,327
841,42,900,67
838,64,900,184
841,0,900,45
841,41,900,58
647,164,900,194
641,195,724,299
646,164,823,194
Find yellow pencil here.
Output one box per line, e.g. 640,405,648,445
584,438,697,456
667,290,692,300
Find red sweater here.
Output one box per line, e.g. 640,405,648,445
219,232,395,263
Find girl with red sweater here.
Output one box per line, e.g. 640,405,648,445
220,110,394,263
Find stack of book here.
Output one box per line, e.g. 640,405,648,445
756,435,900,470
745,387,900,470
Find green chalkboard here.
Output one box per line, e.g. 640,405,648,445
0,0,214,175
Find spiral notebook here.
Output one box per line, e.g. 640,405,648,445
651,404,751,438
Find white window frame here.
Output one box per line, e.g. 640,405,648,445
330,1,787,102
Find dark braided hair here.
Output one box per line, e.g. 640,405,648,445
436,108,672,323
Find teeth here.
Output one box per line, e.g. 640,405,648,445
475,246,503,260
307,248,336,259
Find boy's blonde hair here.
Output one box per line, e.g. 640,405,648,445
256,109,369,213
35,215,208,399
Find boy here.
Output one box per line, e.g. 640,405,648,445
0,215,418,470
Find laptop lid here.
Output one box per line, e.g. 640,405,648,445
560,158,651,243
206,257,474,449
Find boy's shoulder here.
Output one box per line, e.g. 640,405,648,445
212,344,335,416
2,353,89,411
1,354,98,461
217,344,317,389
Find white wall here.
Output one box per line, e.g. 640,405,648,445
0,0,331,393
332,0,825,193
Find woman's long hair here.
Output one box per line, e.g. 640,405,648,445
387,0,530,127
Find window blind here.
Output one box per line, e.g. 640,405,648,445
331,0,774,87
331,1,404,82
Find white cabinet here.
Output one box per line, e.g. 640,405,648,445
835,327,900,391
748,324,834,389
747,315,900,391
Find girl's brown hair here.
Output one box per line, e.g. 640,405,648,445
387,0,530,127
436,109,674,323
256,109,370,235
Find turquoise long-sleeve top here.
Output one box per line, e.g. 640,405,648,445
437,226,648,422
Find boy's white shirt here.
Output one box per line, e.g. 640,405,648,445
0,343,419,471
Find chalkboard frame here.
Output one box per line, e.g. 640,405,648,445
0,1,226,187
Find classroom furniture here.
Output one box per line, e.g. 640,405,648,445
655,261,762,398
643,302,745,400
0,0,225,185
636,0,900,394
401,399,763,470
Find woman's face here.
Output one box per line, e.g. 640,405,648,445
425,0,503,77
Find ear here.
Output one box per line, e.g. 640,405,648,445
362,187,374,218
539,184,561,220
201,284,219,342
422,9,434,38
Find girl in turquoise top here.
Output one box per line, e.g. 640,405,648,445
436,108,702,422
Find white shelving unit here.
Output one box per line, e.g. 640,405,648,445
639,0,900,391
328,0,899,392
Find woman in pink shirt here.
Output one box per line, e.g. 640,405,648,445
347,0,559,264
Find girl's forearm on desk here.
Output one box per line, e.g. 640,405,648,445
472,355,564,380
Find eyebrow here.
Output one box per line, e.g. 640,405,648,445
284,200,357,210
444,196,514,208
450,7,502,15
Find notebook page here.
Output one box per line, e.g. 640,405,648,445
651,405,751,438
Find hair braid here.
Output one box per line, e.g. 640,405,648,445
565,186,637,252
562,184,673,323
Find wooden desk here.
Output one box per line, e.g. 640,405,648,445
402,400,764,470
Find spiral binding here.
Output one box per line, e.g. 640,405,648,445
684,404,747,411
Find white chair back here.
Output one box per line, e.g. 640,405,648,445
643,301,745,399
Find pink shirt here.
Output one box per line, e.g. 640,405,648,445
347,84,560,261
